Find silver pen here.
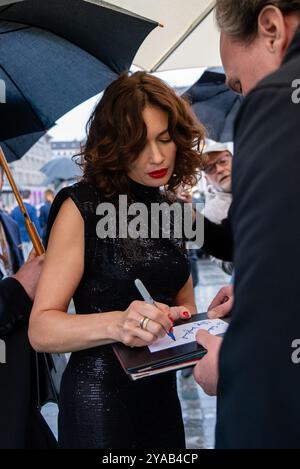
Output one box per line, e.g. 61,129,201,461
134,278,176,341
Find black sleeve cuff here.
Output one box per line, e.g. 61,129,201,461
0,277,32,337
202,216,233,262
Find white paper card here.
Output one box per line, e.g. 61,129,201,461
148,318,229,353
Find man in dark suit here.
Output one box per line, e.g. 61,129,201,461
0,166,56,448
39,189,55,246
194,0,300,448
11,189,42,260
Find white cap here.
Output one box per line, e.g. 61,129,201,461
204,140,233,155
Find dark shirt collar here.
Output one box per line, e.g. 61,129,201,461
283,24,300,64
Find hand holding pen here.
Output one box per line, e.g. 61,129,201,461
110,280,192,348
134,279,192,342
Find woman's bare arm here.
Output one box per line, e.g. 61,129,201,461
29,198,118,352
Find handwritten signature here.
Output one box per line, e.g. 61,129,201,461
182,321,225,340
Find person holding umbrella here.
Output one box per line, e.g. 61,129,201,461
29,71,206,449
0,165,56,448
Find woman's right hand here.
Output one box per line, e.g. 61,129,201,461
110,300,174,347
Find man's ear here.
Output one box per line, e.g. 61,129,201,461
258,5,295,60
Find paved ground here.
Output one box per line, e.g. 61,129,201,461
42,258,231,449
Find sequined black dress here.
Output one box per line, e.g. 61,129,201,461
46,180,191,449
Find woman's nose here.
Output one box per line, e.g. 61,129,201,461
149,144,164,164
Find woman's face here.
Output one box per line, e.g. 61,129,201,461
127,105,177,187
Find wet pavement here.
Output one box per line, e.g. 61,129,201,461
42,258,231,449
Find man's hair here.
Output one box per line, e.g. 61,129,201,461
44,189,54,198
215,1,300,41
21,189,31,199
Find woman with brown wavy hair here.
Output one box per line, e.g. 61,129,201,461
29,71,206,449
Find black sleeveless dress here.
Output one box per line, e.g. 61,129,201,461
46,180,191,449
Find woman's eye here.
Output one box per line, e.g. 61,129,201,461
159,138,172,143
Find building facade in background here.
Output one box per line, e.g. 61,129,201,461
2,137,84,212
51,139,82,159
9,134,52,187
3,135,52,211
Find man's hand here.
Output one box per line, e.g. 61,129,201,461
12,250,45,301
207,284,234,319
176,189,193,204
193,330,223,396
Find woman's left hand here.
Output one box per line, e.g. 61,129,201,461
167,306,192,322
153,303,192,324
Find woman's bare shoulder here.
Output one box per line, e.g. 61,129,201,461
48,197,84,249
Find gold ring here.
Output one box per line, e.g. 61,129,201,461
143,317,150,331
140,316,147,329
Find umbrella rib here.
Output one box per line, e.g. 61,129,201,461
0,25,30,35
185,85,224,103
197,88,228,102
150,1,216,72
0,61,48,132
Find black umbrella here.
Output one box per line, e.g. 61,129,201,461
0,0,157,162
184,68,243,142
40,157,83,184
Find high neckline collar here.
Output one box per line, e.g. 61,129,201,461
128,178,161,197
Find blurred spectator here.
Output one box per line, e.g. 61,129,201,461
203,142,233,275
203,141,233,223
11,190,42,261
39,189,55,246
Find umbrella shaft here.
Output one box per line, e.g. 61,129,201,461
24,215,45,256
0,146,45,256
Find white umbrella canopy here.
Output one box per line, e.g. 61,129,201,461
89,0,221,71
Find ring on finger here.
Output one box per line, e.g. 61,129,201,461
142,317,150,331
139,316,147,329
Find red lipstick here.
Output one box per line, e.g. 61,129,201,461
148,168,168,179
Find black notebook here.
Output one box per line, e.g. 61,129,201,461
112,312,229,380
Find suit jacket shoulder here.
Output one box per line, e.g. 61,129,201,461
0,212,24,271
